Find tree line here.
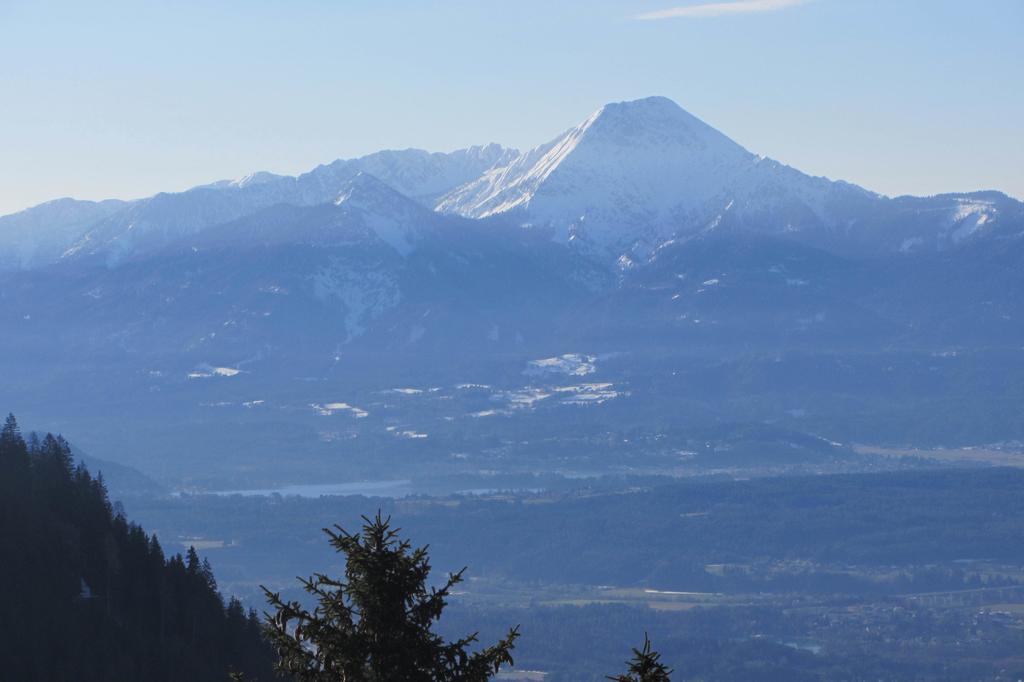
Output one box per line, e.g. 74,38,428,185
0,413,670,680
0,414,274,680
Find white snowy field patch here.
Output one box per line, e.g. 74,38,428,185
952,199,995,224
950,199,996,243
470,409,507,418
188,365,241,379
525,353,596,377
311,402,369,418
486,381,623,412
493,388,553,409
553,383,621,405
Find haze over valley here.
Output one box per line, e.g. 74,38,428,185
3,96,1022,494
3,2,1023,677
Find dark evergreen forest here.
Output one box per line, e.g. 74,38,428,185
0,414,275,681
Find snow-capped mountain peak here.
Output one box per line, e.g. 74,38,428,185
435,97,901,260
578,96,746,152
435,97,769,253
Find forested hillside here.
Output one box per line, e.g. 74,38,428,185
0,414,274,681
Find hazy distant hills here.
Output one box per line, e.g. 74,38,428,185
0,197,128,270
1,97,1021,489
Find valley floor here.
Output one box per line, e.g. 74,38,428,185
124,465,1024,681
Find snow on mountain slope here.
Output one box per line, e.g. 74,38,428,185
0,197,128,269
332,173,437,255
5,97,1021,271
439,97,753,218
348,144,518,205
437,97,1024,260
189,172,448,256
883,192,1022,252
66,145,515,264
437,96,877,257
116,173,458,342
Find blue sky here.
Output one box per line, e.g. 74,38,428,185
1,0,1021,215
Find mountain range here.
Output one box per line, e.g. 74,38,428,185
4,96,1020,271
2,96,1021,490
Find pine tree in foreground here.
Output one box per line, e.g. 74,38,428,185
262,512,519,681
607,634,672,682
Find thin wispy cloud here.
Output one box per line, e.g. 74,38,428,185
636,0,810,21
